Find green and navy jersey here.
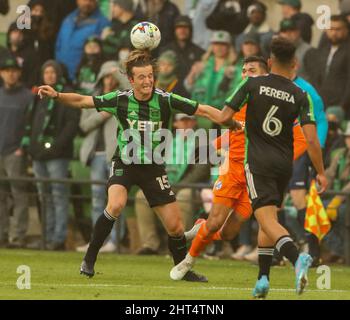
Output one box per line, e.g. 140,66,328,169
225,74,315,177
93,88,198,164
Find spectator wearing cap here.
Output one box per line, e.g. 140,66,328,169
161,15,205,86
184,0,219,51
279,18,317,81
278,0,314,44
156,50,188,97
76,60,129,253
6,23,41,89
75,37,105,95
21,60,80,251
101,0,139,60
55,0,110,81
314,15,350,118
235,1,274,58
185,30,237,129
0,57,33,248
135,113,210,255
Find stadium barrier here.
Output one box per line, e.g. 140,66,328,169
1,176,350,266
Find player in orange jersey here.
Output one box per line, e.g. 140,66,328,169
170,56,307,281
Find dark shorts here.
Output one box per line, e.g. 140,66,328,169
245,164,291,211
289,152,314,190
108,160,176,208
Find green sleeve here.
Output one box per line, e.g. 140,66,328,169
169,93,199,115
225,77,250,111
299,93,316,126
93,91,119,115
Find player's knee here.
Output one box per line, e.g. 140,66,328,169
106,201,125,218
167,222,184,238
205,219,221,234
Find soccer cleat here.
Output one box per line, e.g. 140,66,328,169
184,219,205,241
183,270,208,282
170,254,195,280
80,260,95,278
252,276,270,299
295,253,313,295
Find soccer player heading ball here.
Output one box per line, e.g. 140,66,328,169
38,49,240,282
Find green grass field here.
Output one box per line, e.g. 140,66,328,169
1,249,350,300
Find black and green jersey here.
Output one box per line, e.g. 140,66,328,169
225,74,315,178
93,88,198,164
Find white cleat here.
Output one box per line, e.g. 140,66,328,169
170,254,195,281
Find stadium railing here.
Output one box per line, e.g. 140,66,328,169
1,176,350,266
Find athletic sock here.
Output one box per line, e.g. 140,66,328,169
168,234,187,265
189,222,214,257
84,210,116,264
306,232,320,259
275,235,299,266
258,247,274,280
297,208,306,227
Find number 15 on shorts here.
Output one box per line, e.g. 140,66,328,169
157,175,171,190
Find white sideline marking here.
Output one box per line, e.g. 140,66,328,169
0,282,349,293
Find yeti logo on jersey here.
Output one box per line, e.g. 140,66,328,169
259,86,295,104
215,180,223,190
127,119,163,131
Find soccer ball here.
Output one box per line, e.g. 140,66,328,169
130,22,161,50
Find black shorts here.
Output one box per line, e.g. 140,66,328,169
245,164,291,211
289,152,314,190
108,160,176,208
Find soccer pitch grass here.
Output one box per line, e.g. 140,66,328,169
1,249,350,300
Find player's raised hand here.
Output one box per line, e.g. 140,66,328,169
38,85,58,99
316,174,328,194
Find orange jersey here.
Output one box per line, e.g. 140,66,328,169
213,104,307,165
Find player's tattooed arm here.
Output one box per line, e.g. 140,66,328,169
38,85,95,109
196,104,241,130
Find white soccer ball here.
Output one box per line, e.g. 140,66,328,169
130,22,161,50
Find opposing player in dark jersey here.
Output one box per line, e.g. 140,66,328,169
38,50,239,282
171,38,327,297
223,38,328,298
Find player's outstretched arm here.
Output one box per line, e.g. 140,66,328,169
302,124,328,194
195,104,241,130
38,85,95,109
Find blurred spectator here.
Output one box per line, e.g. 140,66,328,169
206,0,254,39
77,61,128,253
0,57,32,248
98,0,110,18
279,18,317,81
235,1,274,58
315,15,350,118
0,0,9,15
55,0,110,81
340,0,350,23
184,31,237,129
28,0,77,36
156,50,188,96
75,36,105,95
322,123,350,263
161,15,205,86
25,1,56,66
278,0,314,44
101,0,139,60
184,0,219,50
135,114,210,255
324,107,346,168
144,0,180,50
6,23,41,89
21,60,80,250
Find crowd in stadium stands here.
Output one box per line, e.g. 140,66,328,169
1,0,350,266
